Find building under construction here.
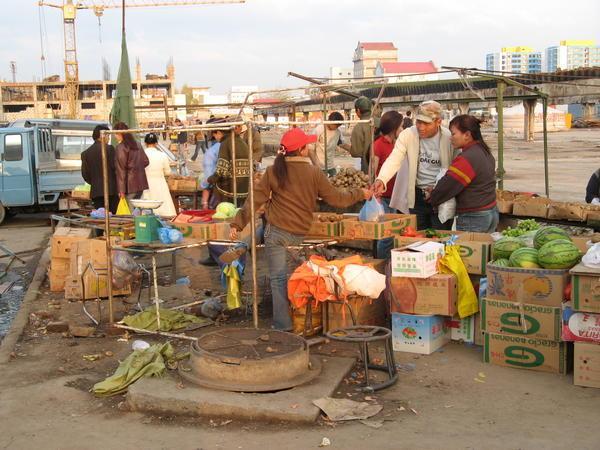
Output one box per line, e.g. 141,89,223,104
0,61,176,124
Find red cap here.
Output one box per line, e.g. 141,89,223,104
280,128,317,152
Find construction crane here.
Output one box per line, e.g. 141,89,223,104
38,0,245,119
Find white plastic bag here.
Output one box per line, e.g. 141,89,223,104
582,242,600,269
434,169,456,223
342,265,386,299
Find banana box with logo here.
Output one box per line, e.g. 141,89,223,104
480,298,562,341
486,263,569,308
391,313,450,355
340,214,416,240
453,231,494,275
483,332,571,374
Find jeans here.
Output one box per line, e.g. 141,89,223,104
456,206,499,233
410,187,453,231
264,223,303,331
191,140,207,161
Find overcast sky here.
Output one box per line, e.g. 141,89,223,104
0,0,598,93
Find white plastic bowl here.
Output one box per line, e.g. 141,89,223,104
129,199,163,210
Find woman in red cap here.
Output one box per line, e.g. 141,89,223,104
229,128,371,331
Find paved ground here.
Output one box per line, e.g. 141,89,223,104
0,128,599,449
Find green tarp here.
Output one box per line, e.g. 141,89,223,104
109,33,137,128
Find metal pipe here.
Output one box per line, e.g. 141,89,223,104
231,128,237,206
322,96,328,172
369,118,375,182
496,81,505,190
542,97,549,197
288,71,361,99
112,324,199,341
100,131,114,323
247,125,259,329
152,255,161,331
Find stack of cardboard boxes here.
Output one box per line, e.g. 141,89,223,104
482,262,571,374
391,231,494,350
49,227,131,300
389,241,453,354
568,264,600,388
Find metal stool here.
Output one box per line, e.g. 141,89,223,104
326,325,398,392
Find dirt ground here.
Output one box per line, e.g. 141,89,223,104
1,128,600,449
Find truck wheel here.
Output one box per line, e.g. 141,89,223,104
0,204,5,225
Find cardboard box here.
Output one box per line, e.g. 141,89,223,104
486,263,568,307
49,258,70,292
548,201,586,221
307,213,341,238
570,264,600,313
389,273,458,316
496,190,516,214
394,231,492,275
67,239,130,299
171,221,218,241
574,342,600,388
339,214,416,240
327,295,386,330
51,227,92,259
480,298,561,341
562,311,600,343
512,197,550,219
474,312,484,346
571,236,591,253
449,315,476,343
391,241,445,279
454,232,494,275
392,313,450,354
167,176,197,192
483,332,571,374
70,190,90,200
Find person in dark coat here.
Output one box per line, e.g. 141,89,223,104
585,169,600,204
81,124,119,213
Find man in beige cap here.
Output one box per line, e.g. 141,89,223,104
372,100,455,229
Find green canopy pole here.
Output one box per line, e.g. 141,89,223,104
496,81,505,190
543,97,549,197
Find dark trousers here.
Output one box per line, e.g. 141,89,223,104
92,195,119,214
410,187,453,230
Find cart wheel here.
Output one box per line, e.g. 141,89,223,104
0,203,6,225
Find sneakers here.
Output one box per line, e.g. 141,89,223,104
219,244,248,264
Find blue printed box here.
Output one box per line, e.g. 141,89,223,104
392,313,450,355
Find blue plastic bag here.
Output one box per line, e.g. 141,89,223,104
359,197,385,222
168,228,183,244
158,227,172,244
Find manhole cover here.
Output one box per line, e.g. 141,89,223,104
179,328,321,392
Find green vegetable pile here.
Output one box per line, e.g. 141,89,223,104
501,219,540,237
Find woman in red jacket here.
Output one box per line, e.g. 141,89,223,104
373,111,404,212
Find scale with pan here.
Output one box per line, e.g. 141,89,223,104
130,199,163,243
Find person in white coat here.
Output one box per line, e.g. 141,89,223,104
142,133,177,217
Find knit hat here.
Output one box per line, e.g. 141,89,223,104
354,96,372,113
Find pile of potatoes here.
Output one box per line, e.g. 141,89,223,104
316,213,344,223
330,168,370,189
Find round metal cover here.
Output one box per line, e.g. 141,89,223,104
179,328,321,392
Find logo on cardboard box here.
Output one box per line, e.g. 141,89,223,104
402,327,417,339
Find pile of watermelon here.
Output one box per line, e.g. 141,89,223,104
491,226,582,270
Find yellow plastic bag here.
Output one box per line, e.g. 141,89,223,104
438,245,478,318
116,197,131,216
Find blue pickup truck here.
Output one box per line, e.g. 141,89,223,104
0,122,91,224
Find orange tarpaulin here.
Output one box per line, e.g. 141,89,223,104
287,255,367,309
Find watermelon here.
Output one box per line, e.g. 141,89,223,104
538,239,581,269
491,258,510,267
493,237,525,259
533,226,571,249
508,247,540,268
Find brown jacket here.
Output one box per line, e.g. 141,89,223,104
232,157,364,236
115,142,150,194
242,126,263,162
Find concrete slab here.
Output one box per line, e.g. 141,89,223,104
127,356,355,423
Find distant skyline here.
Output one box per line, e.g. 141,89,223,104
0,0,598,93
